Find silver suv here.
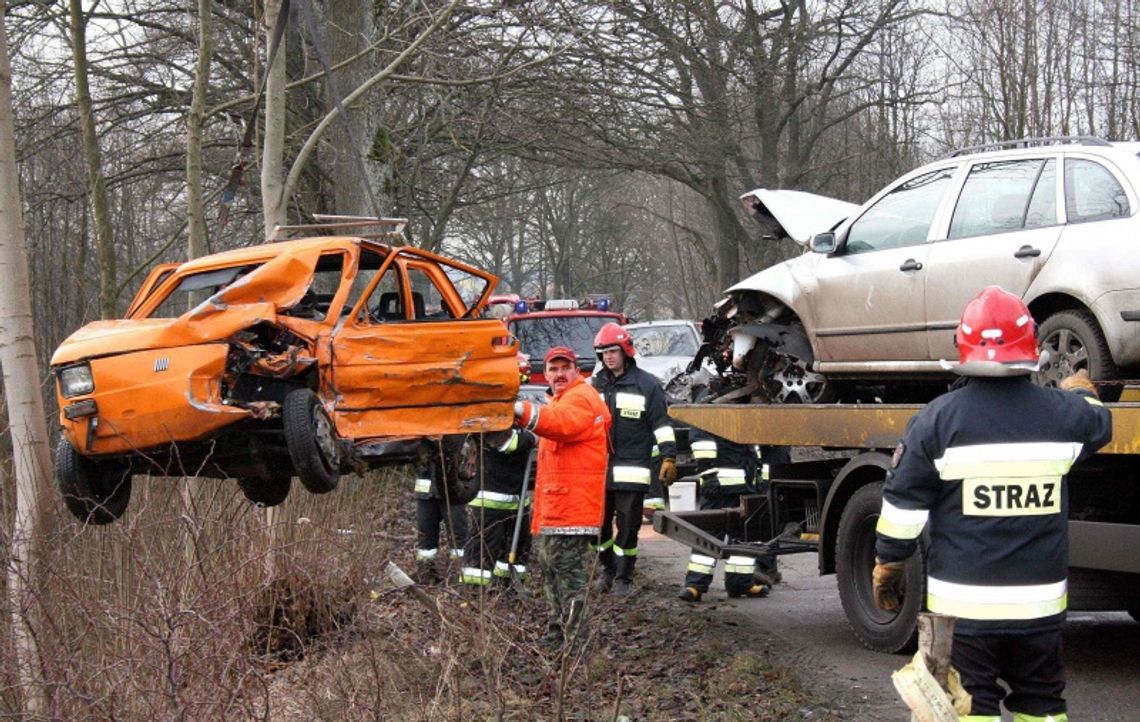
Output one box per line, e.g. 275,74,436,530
704,137,1140,403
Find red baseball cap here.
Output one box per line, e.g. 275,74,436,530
544,345,577,364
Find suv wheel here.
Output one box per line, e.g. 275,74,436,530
56,438,132,525
1036,310,1120,401
283,389,341,494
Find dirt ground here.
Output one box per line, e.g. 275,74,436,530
260,513,870,721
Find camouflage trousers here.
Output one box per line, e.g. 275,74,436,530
536,534,593,642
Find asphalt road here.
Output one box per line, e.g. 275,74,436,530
639,527,1140,721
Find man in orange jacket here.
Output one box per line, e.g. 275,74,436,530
515,345,611,648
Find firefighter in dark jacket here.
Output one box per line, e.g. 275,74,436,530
677,418,772,602
591,322,677,596
413,441,470,585
873,287,1112,722
460,427,537,589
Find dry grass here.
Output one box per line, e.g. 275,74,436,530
0,460,847,721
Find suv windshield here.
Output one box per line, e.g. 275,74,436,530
510,315,613,362
628,324,699,357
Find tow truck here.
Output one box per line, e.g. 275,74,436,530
654,394,1140,653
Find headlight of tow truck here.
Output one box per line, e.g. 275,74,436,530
59,364,94,398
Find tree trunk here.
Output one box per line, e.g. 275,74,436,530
0,2,52,711
69,0,117,319
261,0,288,237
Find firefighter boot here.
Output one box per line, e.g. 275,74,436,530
414,559,441,586
727,583,769,599
594,563,615,593
678,586,702,603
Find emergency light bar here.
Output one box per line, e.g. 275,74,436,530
544,299,580,311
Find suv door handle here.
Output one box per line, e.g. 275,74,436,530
1014,245,1041,259
899,259,923,272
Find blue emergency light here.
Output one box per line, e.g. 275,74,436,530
597,298,610,311
514,300,529,313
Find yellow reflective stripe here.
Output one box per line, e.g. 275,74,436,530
1012,712,1067,722
692,439,717,459
761,464,770,481
716,468,747,485
961,716,1002,722
724,556,755,574
651,444,660,458
926,577,1067,620
615,392,646,411
414,478,432,494
613,465,651,484
614,545,638,557
644,497,666,510
876,499,928,540
416,548,438,561
493,561,512,578
592,539,614,552
461,567,492,585
654,425,676,444
935,442,1082,480
497,429,520,453
688,553,716,574
1083,396,1103,408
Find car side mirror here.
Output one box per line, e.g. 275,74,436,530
809,232,837,254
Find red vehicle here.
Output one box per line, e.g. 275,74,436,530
506,296,627,386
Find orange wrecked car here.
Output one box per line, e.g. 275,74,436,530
50,218,520,524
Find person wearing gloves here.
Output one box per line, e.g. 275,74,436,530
515,345,611,648
590,322,677,596
873,286,1112,722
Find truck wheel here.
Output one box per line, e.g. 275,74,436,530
439,433,481,505
238,476,292,507
283,389,340,494
1037,310,1121,401
836,481,922,653
56,438,131,525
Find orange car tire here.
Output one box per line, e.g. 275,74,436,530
283,388,341,494
56,439,132,525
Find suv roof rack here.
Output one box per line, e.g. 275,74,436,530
949,135,1111,157
270,214,408,242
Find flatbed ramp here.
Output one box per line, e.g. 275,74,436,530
670,401,1140,455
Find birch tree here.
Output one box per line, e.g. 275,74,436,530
0,0,52,712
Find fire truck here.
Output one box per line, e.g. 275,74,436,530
654,395,1140,653
503,295,627,386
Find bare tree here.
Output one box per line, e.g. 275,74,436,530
0,0,52,711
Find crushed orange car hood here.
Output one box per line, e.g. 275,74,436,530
51,248,321,366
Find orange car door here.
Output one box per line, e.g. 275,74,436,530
329,252,518,441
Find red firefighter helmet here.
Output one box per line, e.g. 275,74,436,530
951,286,1040,376
594,322,635,358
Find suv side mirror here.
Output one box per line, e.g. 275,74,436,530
809,232,837,254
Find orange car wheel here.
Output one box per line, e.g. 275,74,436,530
283,388,341,494
56,438,132,525
238,476,292,507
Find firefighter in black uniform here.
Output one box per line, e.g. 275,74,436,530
677,382,783,601
873,286,1112,722
459,427,537,589
591,322,677,596
413,441,470,584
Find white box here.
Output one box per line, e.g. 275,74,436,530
668,481,697,512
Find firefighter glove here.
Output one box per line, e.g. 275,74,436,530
659,458,678,486
872,558,907,611
1059,368,1098,397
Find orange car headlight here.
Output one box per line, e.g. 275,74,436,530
58,363,94,398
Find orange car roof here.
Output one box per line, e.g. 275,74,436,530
177,237,379,273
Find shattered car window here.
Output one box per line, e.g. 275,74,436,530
145,265,262,319
629,325,700,357
444,265,490,315
283,253,345,321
